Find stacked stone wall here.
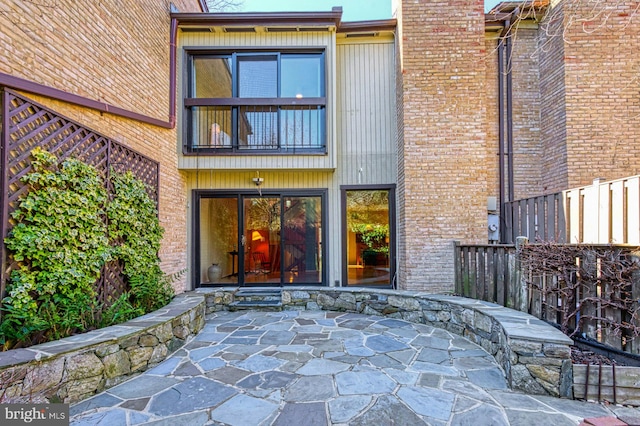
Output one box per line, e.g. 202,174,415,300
0,295,205,404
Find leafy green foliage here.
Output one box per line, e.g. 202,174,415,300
1,148,110,347
107,170,172,315
0,150,172,350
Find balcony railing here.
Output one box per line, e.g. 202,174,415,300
184,98,326,154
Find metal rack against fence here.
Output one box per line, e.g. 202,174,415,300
454,241,640,354
0,88,160,305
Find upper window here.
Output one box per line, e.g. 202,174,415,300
185,51,326,154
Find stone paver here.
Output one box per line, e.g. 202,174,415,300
71,310,629,425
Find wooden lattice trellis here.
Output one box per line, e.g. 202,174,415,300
0,88,160,306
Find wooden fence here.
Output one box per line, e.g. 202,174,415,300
454,242,640,354
503,176,640,245
0,88,160,305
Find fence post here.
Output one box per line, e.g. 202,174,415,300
453,241,461,295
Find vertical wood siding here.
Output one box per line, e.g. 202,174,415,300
180,34,397,288
336,39,397,185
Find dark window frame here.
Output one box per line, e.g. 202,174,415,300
340,184,397,289
183,48,327,155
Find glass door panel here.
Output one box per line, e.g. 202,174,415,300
345,190,391,286
243,197,281,285
199,197,239,284
283,197,322,284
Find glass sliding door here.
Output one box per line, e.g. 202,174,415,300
343,187,395,287
282,196,322,284
199,197,239,284
196,191,324,287
243,197,281,284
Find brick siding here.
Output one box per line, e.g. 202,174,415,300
1,0,203,293
397,0,488,292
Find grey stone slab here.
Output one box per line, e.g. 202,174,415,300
442,379,496,404
224,344,269,354
387,348,417,365
189,345,220,361
260,330,295,345
451,404,508,426
127,411,152,425
222,336,260,344
197,357,225,371
365,334,410,353
339,319,375,330
234,354,286,372
237,371,297,390
412,335,452,350
335,370,397,395
145,357,181,375
108,375,180,399
366,354,404,369
377,318,412,328
328,395,372,423
148,376,236,416
345,339,375,356
210,394,279,426
411,361,460,377
383,368,419,385
416,348,450,364
504,409,576,426
526,393,615,419
453,356,499,370
451,349,491,358
466,368,508,390
173,360,202,377
205,365,251,385
120,397,150,411
397,386,455,420
273,402,327,426
70,393,123,416
71,408,127,426
142,410,210,426
194,332,227,343
349,395,428,426
284,376,336,402
296,358,350,375
274,344,313,353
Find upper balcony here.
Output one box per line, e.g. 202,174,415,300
174,10,343,171
184,52,326,155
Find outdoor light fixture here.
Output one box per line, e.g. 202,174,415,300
252,171,264,196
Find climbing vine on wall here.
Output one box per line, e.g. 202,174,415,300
0,149,170,350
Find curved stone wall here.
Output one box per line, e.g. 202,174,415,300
0,293,205,403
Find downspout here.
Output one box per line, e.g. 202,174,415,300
498,17,510,242
169,17,178,129
498,8,518,242
506,15,515,203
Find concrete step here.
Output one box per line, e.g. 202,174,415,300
229,299,283,311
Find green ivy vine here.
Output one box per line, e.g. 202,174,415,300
0,149,171,350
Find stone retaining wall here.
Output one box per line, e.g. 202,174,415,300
0,293,205,403
201,287,574,398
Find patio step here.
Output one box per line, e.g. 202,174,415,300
230,288,283,311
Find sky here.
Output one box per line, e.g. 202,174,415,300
239,0,504,20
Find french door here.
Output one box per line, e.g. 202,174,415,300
195,191,324,287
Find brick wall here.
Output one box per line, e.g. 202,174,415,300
537,0,640,192
510,26,544,199
1,0,202,293
560,0,640,188
397,0,487,292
